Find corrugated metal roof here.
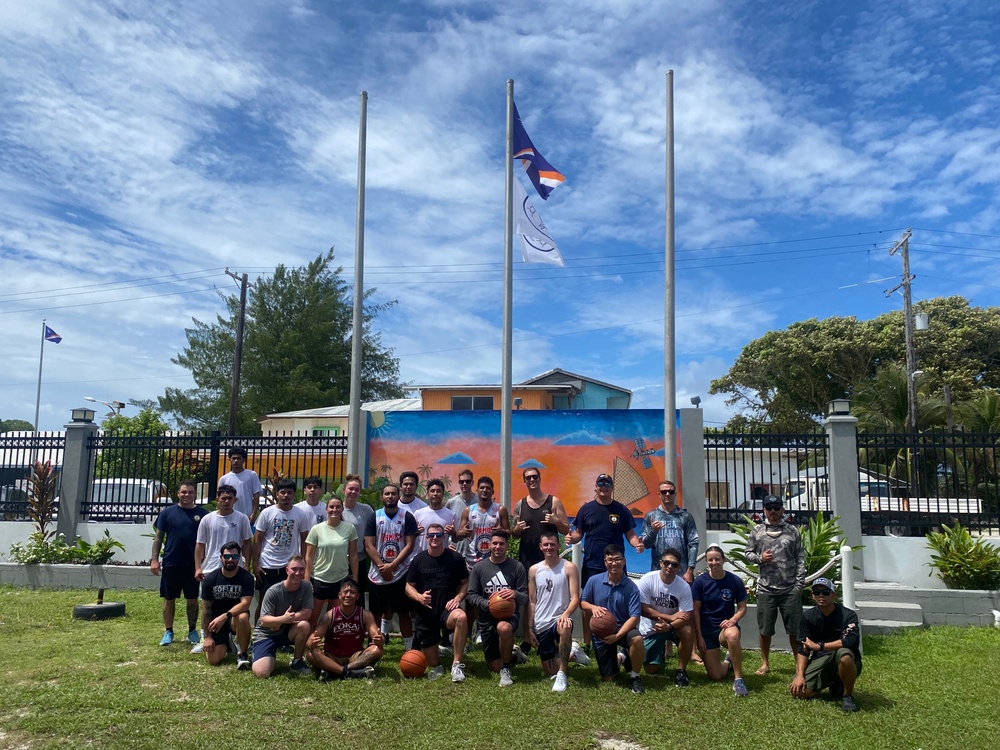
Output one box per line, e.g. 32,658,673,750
264,398,422,419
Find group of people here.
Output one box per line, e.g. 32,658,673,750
150,452,862,709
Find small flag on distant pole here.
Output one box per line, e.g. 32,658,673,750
512,102,565,200
44,325,62,344
514,178,564,266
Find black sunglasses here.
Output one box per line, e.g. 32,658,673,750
659,489,676,495
812,589,833,596
660,560,681,568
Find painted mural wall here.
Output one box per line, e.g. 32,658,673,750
366,409,681,518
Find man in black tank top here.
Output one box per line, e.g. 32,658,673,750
512,468,570,656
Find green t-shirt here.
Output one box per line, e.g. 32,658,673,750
305,521,357,583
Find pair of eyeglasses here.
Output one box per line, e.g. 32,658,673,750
659,489,676,495
660,560,681,569
812,589,833,596
426,532,444,539
221,554,240,561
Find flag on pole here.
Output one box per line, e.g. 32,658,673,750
512,102,565,200
44,325,62,344
514,178,564,266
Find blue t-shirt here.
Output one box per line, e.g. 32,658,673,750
154,503,206,568
572,500,636,572
581,572,641,628
691,571,747,630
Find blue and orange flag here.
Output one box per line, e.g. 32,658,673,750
44,325,62,344
512,102,565,200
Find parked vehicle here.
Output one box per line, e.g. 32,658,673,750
85,478,171,523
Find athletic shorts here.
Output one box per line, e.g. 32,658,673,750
413,608,451,650
594,628,641,678
534,622,561,662
160,565,200,600
804,648,861,691
206,621,234,648
701,624,740,651
367,578,413,617
256,567,288,593
756,589,803,637
312,577,350,602
251,630,292,662
642,631,681,666
481,614,520,663
580,566,603,590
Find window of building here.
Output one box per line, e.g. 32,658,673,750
312,426,341,436
451,396,494,410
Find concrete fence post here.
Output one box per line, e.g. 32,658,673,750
56,417,98,543
824,410,863,579
841,544,856,609
678,407,706,569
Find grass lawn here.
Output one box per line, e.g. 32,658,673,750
0,586,998,750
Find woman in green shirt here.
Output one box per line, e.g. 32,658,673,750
304,497,359,627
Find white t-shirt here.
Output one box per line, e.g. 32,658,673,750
219,469,262,518
196,510,252,574
637,570,694,636
295,500,327,530
399,496,428,514
255,504,311,569
412,506,456,554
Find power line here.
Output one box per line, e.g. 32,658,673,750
0,286,220,316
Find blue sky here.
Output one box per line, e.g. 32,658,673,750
3,0,1000,431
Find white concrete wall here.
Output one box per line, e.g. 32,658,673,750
0,521,156,564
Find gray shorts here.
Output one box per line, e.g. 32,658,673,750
756,588,802,637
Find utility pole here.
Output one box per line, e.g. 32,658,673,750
886,228,917,500
225,269,251,436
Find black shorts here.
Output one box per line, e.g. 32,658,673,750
580,566,604,590
209,619,234,644
160,566,199,600
312,577,349,602
481,614,520,663
367,578,413,618
413,608,451,649
594,628,641,678
357,559,371,593
256,567,287,593
535,622,560,662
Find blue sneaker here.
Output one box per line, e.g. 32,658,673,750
187,629,201,645
159,630,173,646
733,678,749,697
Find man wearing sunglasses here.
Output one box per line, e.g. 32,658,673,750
405,522,470,682
790,577,862,713
446,469,478,559
640,480,698,583
638,548,695,686
199,542,254,669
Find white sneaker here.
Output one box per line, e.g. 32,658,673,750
451,662,466,683
552,671,568,692
570,642,591,667
427,665,445,681
438,644,453,658
190,641,204,654
499,667,513,687
511,644,529,665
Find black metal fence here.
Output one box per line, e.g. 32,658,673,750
703,431,828,531
858,431,1000,535
0,433,65,521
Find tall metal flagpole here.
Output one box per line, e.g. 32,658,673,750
500,80,515,512
33,319,47,433
348,91,368,478
663,71,677,480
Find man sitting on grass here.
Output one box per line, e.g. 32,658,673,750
305,578,384,681
789,577,862,713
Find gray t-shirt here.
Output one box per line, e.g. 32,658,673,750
447,494,477,558
252,580,314,642
343,501,375,562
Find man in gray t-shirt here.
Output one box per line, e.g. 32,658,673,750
251,556,314,679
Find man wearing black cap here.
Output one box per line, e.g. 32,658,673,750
744,494,805,675
790,577,862,712
567,473,645,649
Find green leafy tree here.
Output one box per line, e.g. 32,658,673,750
93,409,171,480
1,418,36,432
159,250,403,434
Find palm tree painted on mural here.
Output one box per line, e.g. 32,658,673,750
368,467,379,483
417,464,434,479
440,474,453,492
379,463,393,478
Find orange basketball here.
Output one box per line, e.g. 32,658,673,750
488,591,517,620
400,649,427,678
590,610,619,640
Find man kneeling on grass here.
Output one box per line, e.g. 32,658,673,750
251,556,314,679
305,578,384,681
200,542,254,669
789,577,862,713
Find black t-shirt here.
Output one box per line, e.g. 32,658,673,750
406,548,469,617
797,603,862,666
201,567,255,618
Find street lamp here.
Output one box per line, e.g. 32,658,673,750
84,396,126,417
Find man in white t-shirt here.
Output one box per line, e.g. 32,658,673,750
295,476,327,529
413,478,456,554
251,478,311,622
195,485,253,580
219,447,263,521
399,470,428,514
638,547,695,687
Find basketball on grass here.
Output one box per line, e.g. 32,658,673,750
488,591,517,620
400,649,427,678
590,610,619,640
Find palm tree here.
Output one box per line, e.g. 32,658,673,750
417,464,433,479
379,463,392,477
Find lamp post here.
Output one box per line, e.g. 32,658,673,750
84,396,125,417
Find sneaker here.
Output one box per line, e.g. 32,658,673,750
236,654,251,671
159,630,173,647
570,642,592,667
733,677,749,697
289,658,311,675
552,671,568,692
344,667,375,679
428,665,445,681
279,644,295,654
318,670,332,683
438,644,453,658
842,695,860,713
451,662,466,683
187,629,201,645
630,676,645,694
190,641,203,655
499,667,514,687
476,633,483,646
674,668,690,688
511,645,529,665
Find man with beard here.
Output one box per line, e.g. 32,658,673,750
200,542,255,669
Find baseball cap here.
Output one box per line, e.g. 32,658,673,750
762,494,784,509
811,577,835,593
596,473,614,487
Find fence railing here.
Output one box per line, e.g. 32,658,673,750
0,433,65,521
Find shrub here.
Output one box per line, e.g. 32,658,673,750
926,523,1000,590
8,530,125,565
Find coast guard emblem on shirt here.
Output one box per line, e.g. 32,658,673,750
609,514,620,524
